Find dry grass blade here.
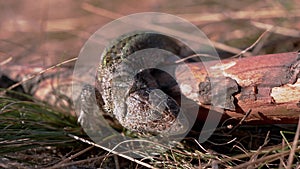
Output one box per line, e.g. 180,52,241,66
230,29,271,58
1,57,77,95
232,147,300,169
67,134,158,169
251,21,300,38
0,57,12,66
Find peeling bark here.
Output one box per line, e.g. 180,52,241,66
1,52,299,125
176,52,300,124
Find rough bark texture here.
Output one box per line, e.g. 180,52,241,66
1,52,299,125
176,52,300,124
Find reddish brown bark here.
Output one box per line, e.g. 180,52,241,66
2,52,300,124
176,52,300,124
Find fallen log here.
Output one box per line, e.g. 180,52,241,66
176,52,300,124
1,52,299,125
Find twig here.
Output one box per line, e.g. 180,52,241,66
251,21,300,38
67,134,158,169
228,109,252,134
230,28,271,58
279,139,287,169
197,152,203,169
287,116,300,169
81,2,252,56
51,146,94,168
194,139,209,153
0,57,12,66
175,53,218,64
46,154,106,169
248,131,270,167
252,30,271,55
207,138,237,146
114,155,120,169
81,2,122,19
1,57,77,95
232,147,300,169
179,9,300,24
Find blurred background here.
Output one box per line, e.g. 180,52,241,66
1,0,300,68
